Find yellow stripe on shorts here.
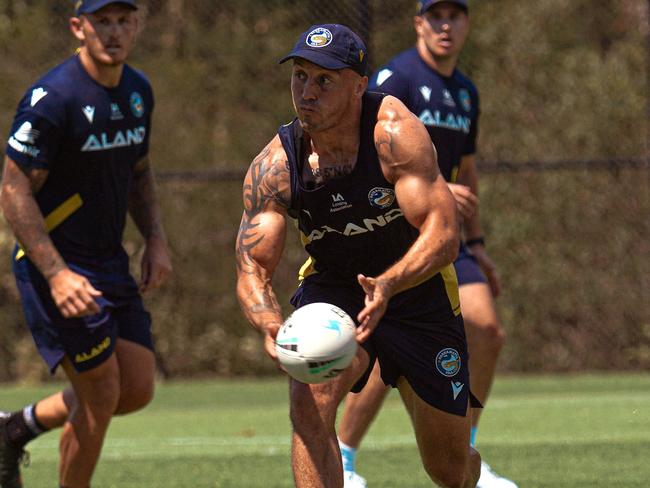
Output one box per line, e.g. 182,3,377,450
440,263,461,316
15,193,83,261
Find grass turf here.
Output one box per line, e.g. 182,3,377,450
1,374,648,487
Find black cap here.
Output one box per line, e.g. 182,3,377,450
279,24,368,76
75,0,137,15
417,0,468,15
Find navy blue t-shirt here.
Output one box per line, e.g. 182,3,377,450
5,55,153,266
369,47,479,182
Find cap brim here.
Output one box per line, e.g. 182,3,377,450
278,49,351,72
77,1,138,14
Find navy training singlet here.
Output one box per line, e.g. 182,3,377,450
369,47,479,183
5,55,153,266
279,91,460,322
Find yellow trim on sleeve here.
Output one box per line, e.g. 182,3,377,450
15,193,83,261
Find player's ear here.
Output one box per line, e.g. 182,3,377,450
413,15,425,36
354,76,368,98
69,16,85,43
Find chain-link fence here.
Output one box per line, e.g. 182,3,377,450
0,0,648,381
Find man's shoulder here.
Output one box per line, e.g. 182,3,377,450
122,64,153,92
375,48,419,80
452,68,479,96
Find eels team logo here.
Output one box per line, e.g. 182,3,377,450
435,348,461,377
368,187,395,209
130,92,145,118
459,89,471,112
306,27,333,48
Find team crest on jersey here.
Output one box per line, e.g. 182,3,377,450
367,187,395,209
459,89,471,112
435,348,461,377
130,92,145,118
306,27,332,47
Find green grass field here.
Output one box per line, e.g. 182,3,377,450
2,374,649,487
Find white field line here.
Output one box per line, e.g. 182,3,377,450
26,430,650,462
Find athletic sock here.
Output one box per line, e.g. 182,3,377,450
470,426,478,448
3,404,48,448
338,438,357,473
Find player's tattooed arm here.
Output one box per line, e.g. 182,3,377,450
129,157,167,241
236,138,291,358
129,157,172,292
0,156,66,279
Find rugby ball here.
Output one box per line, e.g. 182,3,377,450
275,302,357,384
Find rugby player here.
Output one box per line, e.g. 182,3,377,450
0,1,171,487
236,23,480,488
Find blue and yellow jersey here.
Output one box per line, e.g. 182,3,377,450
5,55,153,267
279,92,460,321
369,47,479,183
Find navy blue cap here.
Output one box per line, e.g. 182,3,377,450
417,0,468,15
75,0,137,15
279,24,368,76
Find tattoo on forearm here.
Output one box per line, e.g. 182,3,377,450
0,164,66,279
129,162,165,240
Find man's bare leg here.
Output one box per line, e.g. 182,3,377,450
291,348,370,488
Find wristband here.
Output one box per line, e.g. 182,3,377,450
465,237,485,247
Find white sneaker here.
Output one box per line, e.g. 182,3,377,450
477,461,518,488
343,470,367,488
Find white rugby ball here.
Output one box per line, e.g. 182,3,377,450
275,302,357,384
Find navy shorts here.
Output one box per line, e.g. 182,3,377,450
13,252,153,374
454,243,487,286
291,277,478,417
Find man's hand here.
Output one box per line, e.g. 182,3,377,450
139,235,172,293
49,268,102,318
356,274,391,343
263,322,282,364
447,183,478,220
469,244,501,297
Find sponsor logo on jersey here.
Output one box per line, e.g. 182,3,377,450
81,126,146,152
304,208,403,243
75,337,111,364
419,85,432,103
110,102,124,120
435,348,461,377
130,92,145,118
30,87,48,107
306,27,332,47
8,121,41,157
82,105,95,124
459,88,471,112
375,69,393,86
330,193,352,213
368,187,395,209
419,109,471,134
442,89,456,107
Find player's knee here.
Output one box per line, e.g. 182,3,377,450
424,463,466,488
471,319,506,353
289,385,336,436
81,375,121,421
115,379,155,415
